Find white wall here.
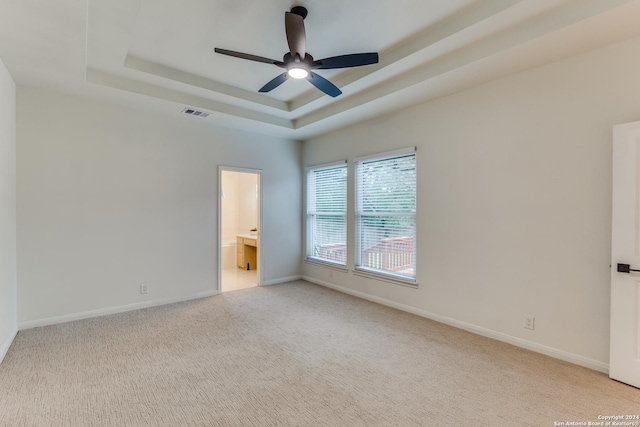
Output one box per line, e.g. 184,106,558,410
302,35,640,369
17,87,301,326
0,57,17,363
238,172,259,234
221,171,241,243
221,170,258,243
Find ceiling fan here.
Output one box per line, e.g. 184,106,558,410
214,6,379,98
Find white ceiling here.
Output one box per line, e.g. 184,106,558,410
2,0,640,140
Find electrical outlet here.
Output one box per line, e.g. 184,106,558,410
140,284,148,294
524,315,535,330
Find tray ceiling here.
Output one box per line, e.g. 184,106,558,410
2,0,640,139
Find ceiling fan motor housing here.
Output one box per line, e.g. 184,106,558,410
290,6,308,19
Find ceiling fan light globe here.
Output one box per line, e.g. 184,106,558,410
288,67,309,79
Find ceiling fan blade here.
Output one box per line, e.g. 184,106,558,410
285,12,306,59
313,53,379,69
214,48,281,65
307,72,342,98
259,73,289,93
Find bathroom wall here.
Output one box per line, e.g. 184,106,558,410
221,170,259,243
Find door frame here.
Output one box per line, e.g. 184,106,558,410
218,166,263,293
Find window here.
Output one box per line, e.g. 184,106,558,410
355,148,416,281
306,162,347,266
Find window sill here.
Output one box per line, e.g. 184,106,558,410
305,258,349,271
352,267,418,288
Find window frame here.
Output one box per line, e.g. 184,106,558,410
305,160,348,268
354,147,417,286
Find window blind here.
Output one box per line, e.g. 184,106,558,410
355,151,416,279
306,163,347,265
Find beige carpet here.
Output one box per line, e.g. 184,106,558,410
1,280,638,426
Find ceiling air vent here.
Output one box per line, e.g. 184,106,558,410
182,107,210,118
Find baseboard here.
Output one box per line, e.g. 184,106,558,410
17,276,305,329
18,290,219,330
0,327,18,365
303,276,609,374
261,275,302,286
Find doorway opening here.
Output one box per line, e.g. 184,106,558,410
219,167,262,292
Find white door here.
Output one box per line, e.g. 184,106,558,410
611,121,640,388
